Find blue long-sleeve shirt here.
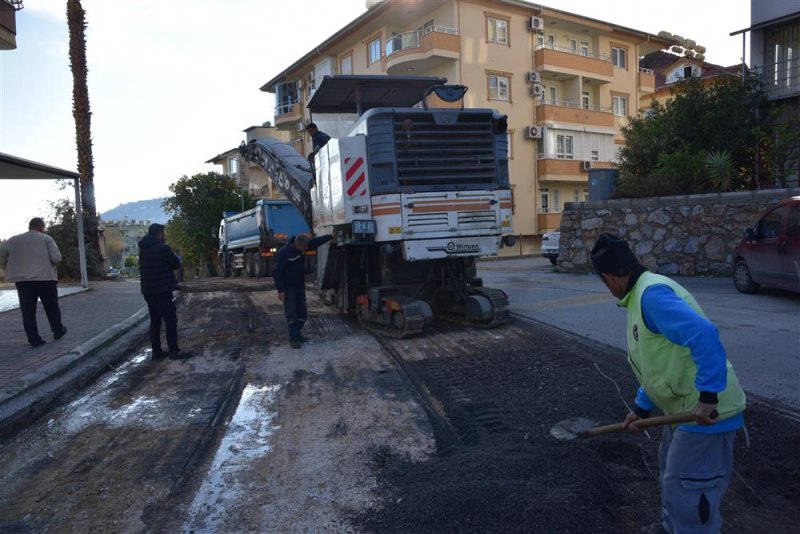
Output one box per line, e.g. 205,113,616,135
634,284,744,434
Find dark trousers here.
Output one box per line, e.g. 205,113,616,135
144,292,178,354
16,281,63,344
283,287,307,340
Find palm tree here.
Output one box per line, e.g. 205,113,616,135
67,0,102,273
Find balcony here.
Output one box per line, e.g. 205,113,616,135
384,26,460,75
537,99,614,128
0,0,22,50
537,211,562,231
752,59,800,100
273,100,302,129
638,67,655,93
535,45,613,82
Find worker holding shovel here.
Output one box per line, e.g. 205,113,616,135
590,233,746,534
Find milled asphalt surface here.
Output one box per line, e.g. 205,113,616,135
479,256,800,411
1,259,797,435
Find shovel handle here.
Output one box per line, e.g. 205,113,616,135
582,412,697,437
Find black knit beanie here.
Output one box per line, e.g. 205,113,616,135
590,233,639,274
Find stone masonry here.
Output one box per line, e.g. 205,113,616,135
557,188,800,275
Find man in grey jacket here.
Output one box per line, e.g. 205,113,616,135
0,218,67,347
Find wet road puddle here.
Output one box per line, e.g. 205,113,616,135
184,383,281,531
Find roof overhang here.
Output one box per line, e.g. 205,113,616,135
0,152,80,180
731,11,800,36
307,75,446,114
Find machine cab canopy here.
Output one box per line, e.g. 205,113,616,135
307,75,448,116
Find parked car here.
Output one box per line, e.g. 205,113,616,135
541,231,561,265
732,196,800,294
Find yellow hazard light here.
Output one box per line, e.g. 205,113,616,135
389,226,402,234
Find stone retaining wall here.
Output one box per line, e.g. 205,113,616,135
557,188,800,275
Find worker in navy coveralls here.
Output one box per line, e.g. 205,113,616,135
273,232,331,348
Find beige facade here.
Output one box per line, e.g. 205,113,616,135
207,124,291,200
262,0,668,234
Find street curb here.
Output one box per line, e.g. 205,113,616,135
0,306,149,438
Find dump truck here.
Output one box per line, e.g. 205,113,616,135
240,75,515,336
218,199,310,278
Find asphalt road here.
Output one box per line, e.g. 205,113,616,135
479,256,800,411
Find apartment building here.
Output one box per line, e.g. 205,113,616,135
261,0,668,235
732,0,799,186
207,123,292,199
640,50,742,107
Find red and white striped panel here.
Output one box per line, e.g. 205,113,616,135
344,156,367,197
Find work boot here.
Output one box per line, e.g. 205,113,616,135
296,335,310,343
54,326,68,340
30,338,46,348
151,349,168,361
289,338,302,349
168,349,194,360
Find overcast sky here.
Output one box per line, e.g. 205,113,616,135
0,0,749,239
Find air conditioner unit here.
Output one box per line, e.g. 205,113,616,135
528,16,544,32
525,126,543,139
528,84,545,97
581,160,592,171
296,123,305,132
525,71,541,83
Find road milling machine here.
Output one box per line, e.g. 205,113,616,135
241,75,516,337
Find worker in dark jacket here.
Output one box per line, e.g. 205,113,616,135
273,232,331,348
306,122,330,152
138,224,192,361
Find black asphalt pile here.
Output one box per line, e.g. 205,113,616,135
351,323,800,533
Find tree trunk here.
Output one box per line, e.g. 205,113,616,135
67,0,102,275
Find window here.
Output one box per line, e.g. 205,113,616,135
787,206,800,237
757,207,785,239
581,91,590,109
552,188,561,211
611,46,627,68
573,189,580,202
548,85,557,104
612,95,628,116
570,39,578,53
546,34,556,49
423,19,434,33
580,40,590,56
488,74,510,101
537,135,544,157
228,157,239,176
556,134,573,159
487,17,508,45
307,72,315,99
583,189,589,201
339,53,352,75
368,36,381,65
506,130,514,159
536,33,544,48
540,188,549,212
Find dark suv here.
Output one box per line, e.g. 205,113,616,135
732,196,800,294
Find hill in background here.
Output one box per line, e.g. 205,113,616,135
101,198,169,225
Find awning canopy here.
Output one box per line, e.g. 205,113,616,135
0,152,87,288
307,75,447,115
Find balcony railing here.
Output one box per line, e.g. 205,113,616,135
540,98,611,113
386,25,459,56
638,67,654,75
535,43,609,62
538,207,563,214
274,99,299,116
752,59,800,99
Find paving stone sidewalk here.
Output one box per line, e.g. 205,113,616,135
0,280,146,403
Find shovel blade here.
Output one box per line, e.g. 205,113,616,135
549,417,598,441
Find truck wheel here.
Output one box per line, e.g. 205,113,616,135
549,257,557,266
254,256,267,278
220,255,231,278
245,253,255,278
